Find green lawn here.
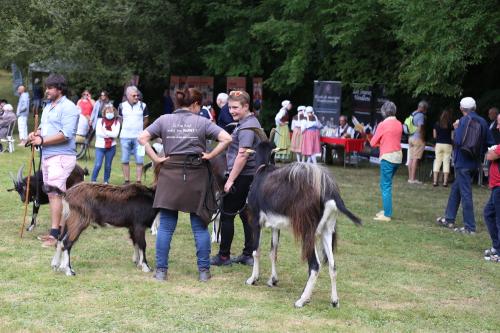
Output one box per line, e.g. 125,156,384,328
0,145,499,332
1,70,499,332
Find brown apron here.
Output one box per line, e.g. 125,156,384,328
153,154,217,225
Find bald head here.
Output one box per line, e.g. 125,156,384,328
339,115,347,126
17,85,25,94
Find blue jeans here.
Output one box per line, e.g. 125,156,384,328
156,209,210,271
91,146,116,183
484,187,500,251
445,168,475,231
380,160,399,217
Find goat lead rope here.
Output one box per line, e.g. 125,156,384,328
20,108,40,238
31,147,42,230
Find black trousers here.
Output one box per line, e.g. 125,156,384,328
218,175,254,257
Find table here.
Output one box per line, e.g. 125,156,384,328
320,137,366,167
400,143,435,182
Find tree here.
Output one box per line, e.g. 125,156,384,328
0,0,180,95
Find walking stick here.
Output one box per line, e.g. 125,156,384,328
20,107,39,238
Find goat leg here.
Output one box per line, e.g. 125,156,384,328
51,241,63,270
134,228,151,272
294,245,321,308
211,214,221,243
58,248,75,276
322,232,339,308
267,228,279,287
132,244,139,264
27,201,40,231
246,225,262,285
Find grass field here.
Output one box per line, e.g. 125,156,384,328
1,71,499,332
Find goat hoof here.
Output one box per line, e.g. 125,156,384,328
141,264,151,273
65,269,75,276
294,299,309,308
267,277,278,287
331,300,339,308
246,277,258,285
27,224,36,232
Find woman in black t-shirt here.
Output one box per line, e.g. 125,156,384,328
432,109,453,186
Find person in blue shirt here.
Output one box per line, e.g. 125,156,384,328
216,93,234,133
28,74,80,247
436,97,494,234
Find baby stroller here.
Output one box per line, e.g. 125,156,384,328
75,114,95,160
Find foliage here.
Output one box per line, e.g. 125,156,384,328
1,0,499,107
0,0,179,93
201,0,499,97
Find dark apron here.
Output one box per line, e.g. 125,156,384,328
153,154,217,225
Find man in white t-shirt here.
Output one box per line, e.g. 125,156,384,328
118,86,149,184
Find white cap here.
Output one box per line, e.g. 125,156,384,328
460,97,476,109
305,106,314,113
281,100,290,108
297,105,306,112
2,104,13,112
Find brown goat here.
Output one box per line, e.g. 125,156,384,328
51,182,159,276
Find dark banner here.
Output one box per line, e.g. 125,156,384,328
11,63,23,96
252,77,263,106
227,77,246,93
352,88,373,126
313,80,342,128
373,84,388,126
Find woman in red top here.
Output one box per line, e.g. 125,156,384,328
76,90,96,123
369,101,403,222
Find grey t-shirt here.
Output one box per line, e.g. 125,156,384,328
410,111,425,140
146,109,222,155
226,114,262,175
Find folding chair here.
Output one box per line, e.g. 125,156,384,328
0,119,17,153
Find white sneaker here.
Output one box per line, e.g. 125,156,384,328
373,215,391,222
375,210,385,217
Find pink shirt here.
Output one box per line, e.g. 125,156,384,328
370,117,402,156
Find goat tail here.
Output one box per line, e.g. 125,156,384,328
323,171,362,226
333,191,362,226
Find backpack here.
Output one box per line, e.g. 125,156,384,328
403,112,419,135
460,116,483,159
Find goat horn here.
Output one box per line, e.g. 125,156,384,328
16,165,24,183
272,147,287,153
245,149,256,154
9,171,16,183
242,127,268,142
269,128,277,143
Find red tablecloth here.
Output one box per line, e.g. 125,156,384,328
320,137,365,153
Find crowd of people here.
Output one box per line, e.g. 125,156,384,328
2,73,499,281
